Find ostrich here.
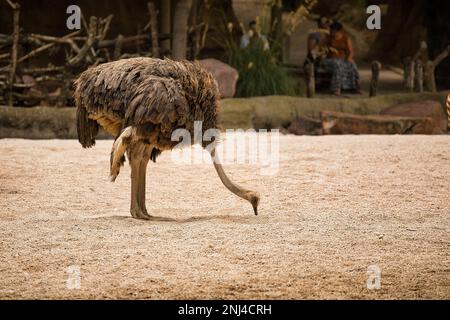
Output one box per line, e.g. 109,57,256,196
74,57,260,220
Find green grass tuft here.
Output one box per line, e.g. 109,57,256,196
224,40,298,97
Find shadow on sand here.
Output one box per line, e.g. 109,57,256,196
89,213,260,224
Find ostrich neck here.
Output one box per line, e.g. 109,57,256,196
210,150,249,201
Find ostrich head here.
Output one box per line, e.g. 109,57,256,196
247,191,260,215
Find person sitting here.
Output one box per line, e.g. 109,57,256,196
305,16,331,65
240,20,270,51
322,21,361,96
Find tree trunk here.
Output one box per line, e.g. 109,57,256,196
147,2,160,59
269,0,283,61
172,0,192,60
160,0,171,56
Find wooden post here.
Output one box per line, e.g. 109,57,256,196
304,61,315,98
6,1,20,106
113,34,124,60
147,2,160,59
414,59,423,93
413,41,427,62
369,60,381,97
403,57,414,92
424,61,436,92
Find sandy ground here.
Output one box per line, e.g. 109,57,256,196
0,134,449,299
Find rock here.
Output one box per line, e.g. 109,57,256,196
286,116,322,135
198,59,238,98
320,111,436,134
380,100,447,134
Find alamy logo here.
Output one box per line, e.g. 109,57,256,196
367,265,381,289
66,5,81,30
170,121,279,176
66,265,81,289
366,5,381,30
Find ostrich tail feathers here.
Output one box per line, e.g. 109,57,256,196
76,106,99,148
150,148,162,163
110,127,133,182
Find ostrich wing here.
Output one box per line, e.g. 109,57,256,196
123,76,189,136
75,60,190,140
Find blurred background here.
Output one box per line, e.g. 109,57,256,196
0,0,449,136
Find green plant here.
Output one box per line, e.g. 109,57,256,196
224,39,298,97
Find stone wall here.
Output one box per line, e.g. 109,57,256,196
1,92,447,139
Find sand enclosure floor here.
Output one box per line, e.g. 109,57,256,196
0,134,449,299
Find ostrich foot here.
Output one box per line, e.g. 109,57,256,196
130,206,152,220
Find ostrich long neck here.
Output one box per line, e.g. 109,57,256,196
210,150,249,200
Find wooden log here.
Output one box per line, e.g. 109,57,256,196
147,2,160,58
96,15,114,41
369,60,381,97
69,16,97,66
29,33,81,53
1,30,80,69
414,59,423,93
286,116,322,135
380,100,447,134
35,75,65,82
304,61,315,98
12,82,34,89
320,111,436,135
21,38,73,63
97,34,146,49
22,66,65,74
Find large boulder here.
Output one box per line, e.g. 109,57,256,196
380,100,447,134
321,111,436,134
198,59,238,98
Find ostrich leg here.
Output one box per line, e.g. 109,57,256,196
109,127,153,219
137,147,151,217
130,157,143,219
129,144,152,220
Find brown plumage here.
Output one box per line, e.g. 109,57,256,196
74,57,260,219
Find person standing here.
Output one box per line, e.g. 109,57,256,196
240,20,270,51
